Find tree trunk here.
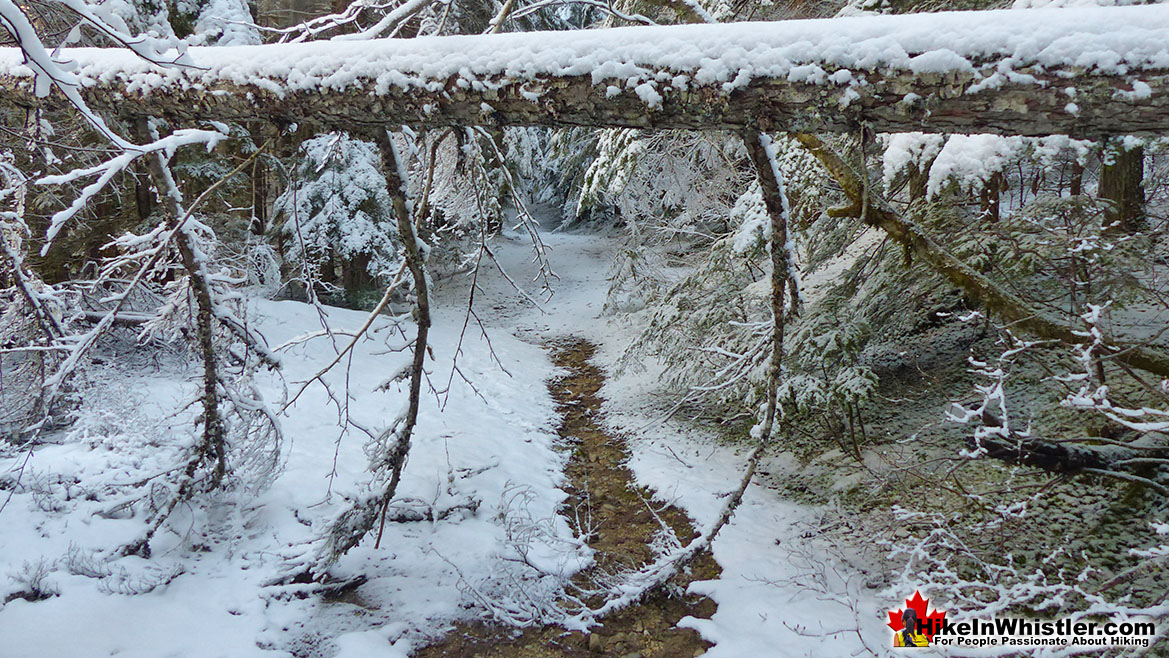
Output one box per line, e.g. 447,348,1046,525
370,129,431,549
979,171,1001,223
908,162,929,203
1098,141,1145,232
742,129,791,438
134,118,228,485
250,155,269,236
8,9,1169,137
1070,161,1084,196
135,162,155,223
342,253,372,298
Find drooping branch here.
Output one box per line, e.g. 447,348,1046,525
134,117,229,487
310,129,433,570
792,132,1169,379
743,129,791,446
369,128,431,550
578,128,793,620
3,6,1169,136
1,229,65,343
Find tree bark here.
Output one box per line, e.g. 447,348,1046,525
742,128,790,443
369,128,431,549
250,154,269,236
6,12,1169,137
1098,141,1146,231
134,118,229,485
1070,161,1084,196
971,434,1117,473
979,171,1001,223
134,162,155,224
341,253,372,297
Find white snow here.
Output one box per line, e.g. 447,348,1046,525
730,182,770,253
1,207,890,656
0,274,586,655
1,5,1168,111
927,134,1024,197
464,212,889,656
192,0,262,46
882,132,944,192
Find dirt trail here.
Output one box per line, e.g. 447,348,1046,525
415,339,720,657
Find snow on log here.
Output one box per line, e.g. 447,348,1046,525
4,5,1169,135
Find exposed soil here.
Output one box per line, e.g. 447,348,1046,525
414,339,720,658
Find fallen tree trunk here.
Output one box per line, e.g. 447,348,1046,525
971,434,1119,473
4,6,1169,136
967,430,1169,496
792,132,1169,379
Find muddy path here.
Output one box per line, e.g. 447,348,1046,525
414,339,720,657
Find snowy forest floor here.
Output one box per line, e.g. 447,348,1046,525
0,210,894,657
453,214,895,658
414,338,719,657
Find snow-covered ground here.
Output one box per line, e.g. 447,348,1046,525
0,211,892,656
0,228,583,656
451,213,894,657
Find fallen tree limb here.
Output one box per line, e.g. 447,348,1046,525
4,6,1169,136
970,434,1129,473
135,117,229,487
369,128,432,551
79,310,152,327
974,430,1169,492
743,128,793,444
792,132,1169,379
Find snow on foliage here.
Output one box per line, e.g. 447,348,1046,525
90,0,177,40
730,182,769,254
192,0,262,46
882,132,943,192
276,132,402,285
926,134,1024,197
881,132,1094,200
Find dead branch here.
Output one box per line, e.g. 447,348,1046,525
135,117,229,487
368,128,432,550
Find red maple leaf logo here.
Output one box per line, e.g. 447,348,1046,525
887,590,947,640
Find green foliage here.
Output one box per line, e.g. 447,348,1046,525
621,234,768,412
275,132,402,299
576,129,645,219
780,319,879,459
959,196,1149,314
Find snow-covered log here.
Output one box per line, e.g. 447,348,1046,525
5,6,1169,136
